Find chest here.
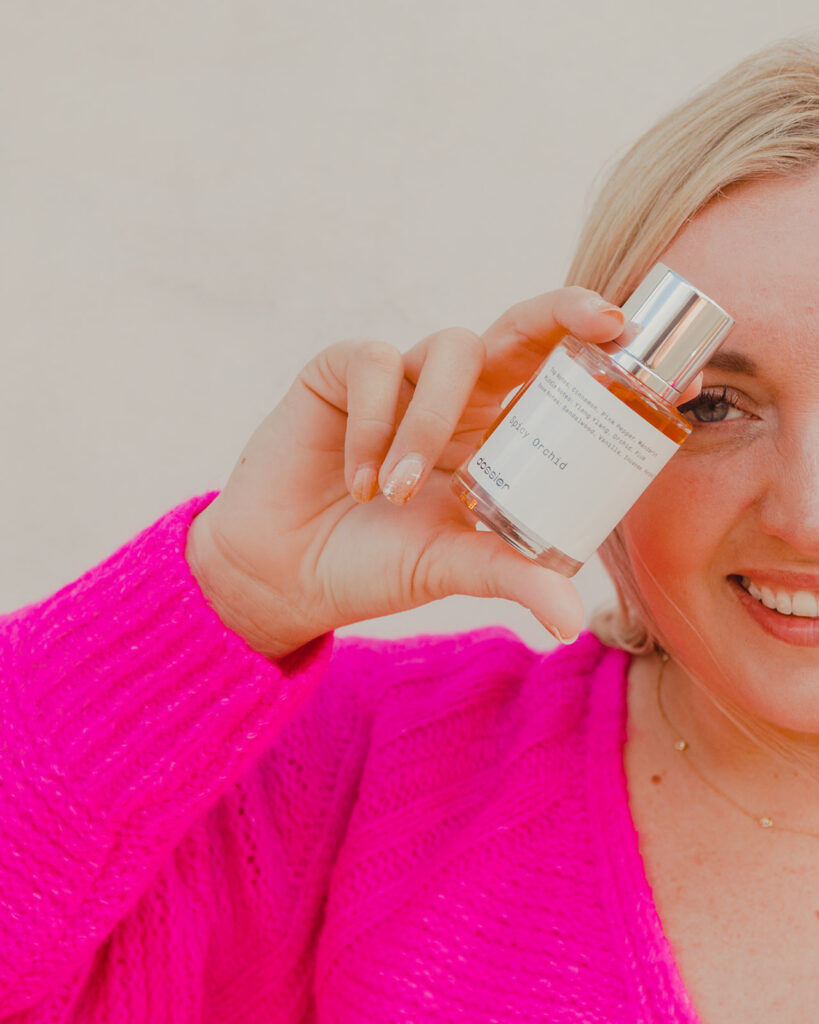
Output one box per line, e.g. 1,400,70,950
313,744,683,1023
314,806,633,1021
626,750,819,1023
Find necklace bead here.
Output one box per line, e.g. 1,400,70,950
654,654,819,839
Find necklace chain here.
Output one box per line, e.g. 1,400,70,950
655,653,819,840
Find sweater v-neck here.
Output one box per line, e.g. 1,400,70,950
587,645,704,1024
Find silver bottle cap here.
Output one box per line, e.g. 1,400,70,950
610,263,734,400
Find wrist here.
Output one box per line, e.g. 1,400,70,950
184,511,299,660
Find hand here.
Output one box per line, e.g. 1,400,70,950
186,288,637,658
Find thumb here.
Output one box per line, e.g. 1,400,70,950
431,530,585,643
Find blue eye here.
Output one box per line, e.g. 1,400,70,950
678,386,745,424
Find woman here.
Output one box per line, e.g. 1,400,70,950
2,35,818,1024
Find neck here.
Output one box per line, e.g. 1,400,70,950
633,652,819,829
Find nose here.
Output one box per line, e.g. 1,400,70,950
757,431,819,556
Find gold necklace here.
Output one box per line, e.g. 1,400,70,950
655,652,819,839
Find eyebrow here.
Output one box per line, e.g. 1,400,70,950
703,349,758,375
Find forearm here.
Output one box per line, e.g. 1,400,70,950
0,493,333,1015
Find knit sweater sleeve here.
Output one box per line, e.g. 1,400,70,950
0,492,334,1017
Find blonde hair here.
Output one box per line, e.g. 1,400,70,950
566,34,819,654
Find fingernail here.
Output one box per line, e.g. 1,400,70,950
600,308,625,330
351,463,379,503
546,626,579,645
382,453,426,505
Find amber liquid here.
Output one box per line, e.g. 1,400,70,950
451,335,690,576
605,378,689,444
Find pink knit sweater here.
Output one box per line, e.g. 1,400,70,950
0,492,701,1023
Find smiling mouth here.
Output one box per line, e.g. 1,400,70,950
732,576,819,619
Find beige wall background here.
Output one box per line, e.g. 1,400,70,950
1,3,816,648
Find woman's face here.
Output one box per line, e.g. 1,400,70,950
622,167,819,733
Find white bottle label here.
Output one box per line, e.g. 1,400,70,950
468,346,680,562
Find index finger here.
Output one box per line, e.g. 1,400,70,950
399,286,624,400
478,286,625,394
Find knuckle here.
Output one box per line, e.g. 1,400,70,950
563,284,601,308
443,327,485,359
483,547,510,598
354,339,403,371
408,404,455,439
427,327,485,374
305,344,345,391
347,413,396,441
434,325,479,346
489,301,536,336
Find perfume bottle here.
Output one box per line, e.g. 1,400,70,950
451,263,734,576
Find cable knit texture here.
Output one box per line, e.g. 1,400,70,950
0,492,702,1023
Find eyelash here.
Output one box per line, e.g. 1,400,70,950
678,385,747,424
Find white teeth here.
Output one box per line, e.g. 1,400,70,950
739,577,819,618
760,586,777,610
792,591,819,617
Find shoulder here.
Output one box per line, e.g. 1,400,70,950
329,627,628,740
330,626,539,708
332,624,613,669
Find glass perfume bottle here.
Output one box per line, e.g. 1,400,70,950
451,264,734,576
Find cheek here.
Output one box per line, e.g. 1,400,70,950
619,455,742,610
